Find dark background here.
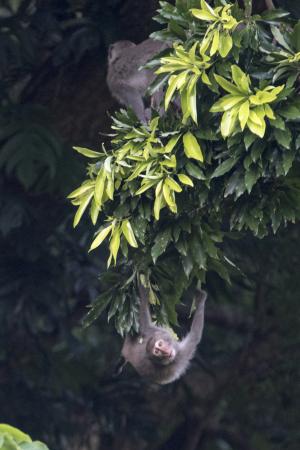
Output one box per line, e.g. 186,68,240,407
0,1,299,449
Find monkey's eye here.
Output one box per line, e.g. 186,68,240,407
157,341,162,347
153,348,160,355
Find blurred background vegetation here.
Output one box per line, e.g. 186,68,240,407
0,1,299,449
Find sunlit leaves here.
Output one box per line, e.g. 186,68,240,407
183,131,204,161
156,42,212,123
0,424,49,450
89,218,138,267
211,65,285,138
190,1,239,58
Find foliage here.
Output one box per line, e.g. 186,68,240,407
69,0,300,334
0,424,49,450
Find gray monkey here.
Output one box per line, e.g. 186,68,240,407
121,283,207,384
106,39,168,122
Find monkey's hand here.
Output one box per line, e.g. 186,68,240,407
194,289,207,306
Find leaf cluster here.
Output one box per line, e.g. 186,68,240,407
69,0,300,333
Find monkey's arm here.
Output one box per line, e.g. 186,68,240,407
180,290,207,356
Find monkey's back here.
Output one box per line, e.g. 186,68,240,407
106,39,168,93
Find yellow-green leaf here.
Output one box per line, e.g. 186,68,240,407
165,75,179,110
154,192,163,220
67,182,94,199
210,29,219,55
121,219,138,247
187,75,198,123
178,174,194,186
220,108,238,137
73,191,94,227
94,167,106,206
90,198,100,225
89,224,113,251
135,179,159,195
165,176,182,192
183,132,204,162
73,146,102,158
238,101,250,130
0,424,31,443
231,65,248,91
210,94,245,112
214,74,241,94
247,117,266,138
109,228,121,264
164,134,182,153
163,182,177,213
106,177,114,200
219,33,233,58
264,104,275,119
190,9,216,21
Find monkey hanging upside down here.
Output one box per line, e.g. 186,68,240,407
121,282,207,384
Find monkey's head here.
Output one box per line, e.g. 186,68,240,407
147,334,177,365
108,40,136,64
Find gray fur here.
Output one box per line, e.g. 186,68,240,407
106,39,168,122
121,284,207,384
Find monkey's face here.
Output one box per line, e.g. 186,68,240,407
150,338,176,365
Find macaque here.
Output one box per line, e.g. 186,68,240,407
121,283,207,384
106,38,168,122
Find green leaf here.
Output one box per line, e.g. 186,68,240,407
244,168,259,193
186,162,205,180
211,157,238,178
151,228,172,263
121,220,138,247
83,292,112,328
273,128,292,149
269,116,286,130
73,146,102,158
183,132,204,161
89,224,113,251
